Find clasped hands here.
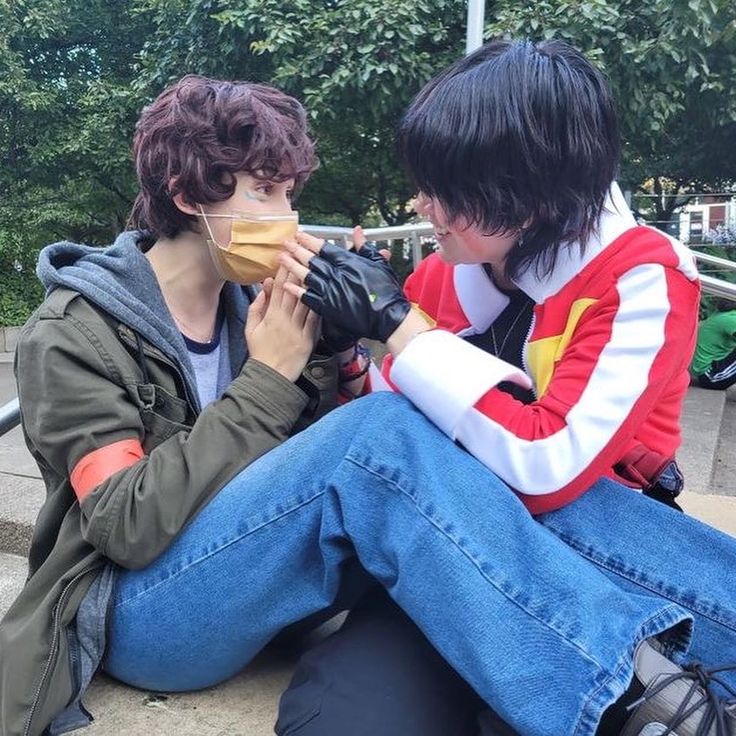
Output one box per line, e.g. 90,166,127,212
279,231,414,348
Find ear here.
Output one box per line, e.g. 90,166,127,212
168,177,199,216
413,192,431,216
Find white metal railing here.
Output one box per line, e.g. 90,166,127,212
302,222,434,266
699,274,736,300
1,222,735,440
304,222,736,301
0,397,19,436
694,252,736,299
691,251,736,271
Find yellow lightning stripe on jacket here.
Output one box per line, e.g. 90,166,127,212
409,303,437,328
526,298,598,398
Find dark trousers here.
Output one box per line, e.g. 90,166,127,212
275,590,517,736
697,347,736,390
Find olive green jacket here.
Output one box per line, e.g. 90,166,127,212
0,287,338,736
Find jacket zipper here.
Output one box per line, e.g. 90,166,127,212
522,312,537,399
24,563,102,736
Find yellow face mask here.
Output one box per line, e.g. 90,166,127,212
198,209,299,284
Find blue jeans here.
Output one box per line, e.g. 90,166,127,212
105,393,736,736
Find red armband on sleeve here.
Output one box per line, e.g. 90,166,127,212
70,438,145,502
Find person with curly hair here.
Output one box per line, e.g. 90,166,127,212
3,46,736,736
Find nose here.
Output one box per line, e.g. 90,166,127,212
275,191,293,213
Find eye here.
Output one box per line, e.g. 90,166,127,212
255,182,273,196
286,189,294,201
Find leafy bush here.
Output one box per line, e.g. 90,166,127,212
696,232,736,318
0,252,44,327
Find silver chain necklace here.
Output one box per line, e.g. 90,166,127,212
490,300,532,359
171,312,217,343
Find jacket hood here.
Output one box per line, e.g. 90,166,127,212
37,231,250,411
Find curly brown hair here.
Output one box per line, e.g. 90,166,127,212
129,75,318,238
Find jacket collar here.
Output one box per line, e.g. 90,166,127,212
453,183,636,332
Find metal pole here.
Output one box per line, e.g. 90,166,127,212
410,231,423,270
466,0,486,55
0,398,20,437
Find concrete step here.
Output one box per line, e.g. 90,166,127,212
677,386,727,495
0,552,295,735
0,472,44,556
711,389,736,497
679,493,736,536
83,664,292,736
0,356,44,556
0,551,26,618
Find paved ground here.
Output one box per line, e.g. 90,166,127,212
0,353,39,479
0,550,25,615
677,383,736,535
712,393,736,496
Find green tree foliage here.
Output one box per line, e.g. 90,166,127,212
0,0,154,323
0,0,146,271
134,0,466,225
488,0,736,225
1,0,735,325
238,0,466,226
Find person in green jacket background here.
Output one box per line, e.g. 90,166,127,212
690,298,736,390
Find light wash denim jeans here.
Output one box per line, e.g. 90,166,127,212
105,393,736,736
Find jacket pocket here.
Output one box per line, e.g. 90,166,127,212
136,384,192,450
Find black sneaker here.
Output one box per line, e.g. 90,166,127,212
620,641,736,736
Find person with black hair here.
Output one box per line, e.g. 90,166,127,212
277,40,736,736
5,45,734,736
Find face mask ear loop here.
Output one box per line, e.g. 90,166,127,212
197,204,222,246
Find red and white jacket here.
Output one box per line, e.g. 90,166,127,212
375,185,701,513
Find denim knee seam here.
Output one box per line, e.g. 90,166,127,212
113,488,328,608
344,455,610,672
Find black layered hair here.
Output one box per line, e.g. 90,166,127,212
398,39,621,279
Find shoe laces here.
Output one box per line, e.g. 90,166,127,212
626,661,736,736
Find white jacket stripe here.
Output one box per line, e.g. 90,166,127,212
390,330,532,438
397,264,670,496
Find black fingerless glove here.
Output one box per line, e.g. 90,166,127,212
302,244,411,343
320,319,358,354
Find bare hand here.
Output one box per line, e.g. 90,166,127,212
245,266,320,382
352,225,391,261
278,231,324,300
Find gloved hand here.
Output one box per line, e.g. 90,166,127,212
320,319,357,354
301,243,411,343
